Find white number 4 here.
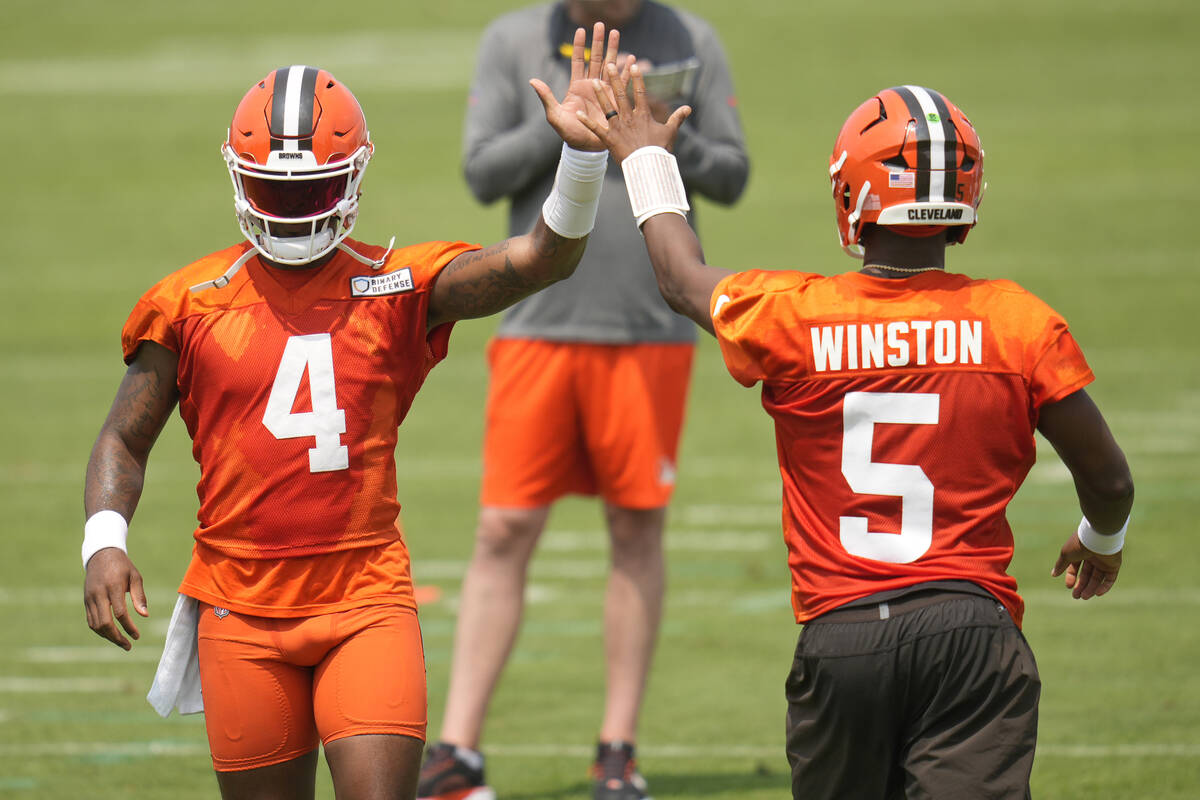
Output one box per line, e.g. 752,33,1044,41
262,333,349,473
839,391,939,564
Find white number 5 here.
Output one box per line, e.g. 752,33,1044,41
839,391,939,564
262,333,349,473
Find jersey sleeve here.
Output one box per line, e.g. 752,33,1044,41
710,269,813,386
993,286,1094,407
401,239,481,363
1029,325,1094,407
121,288,181,364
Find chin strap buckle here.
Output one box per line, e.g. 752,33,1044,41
188,248,257,293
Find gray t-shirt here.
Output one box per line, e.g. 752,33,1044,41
463,1,749,343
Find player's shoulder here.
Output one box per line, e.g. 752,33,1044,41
373,238,479,269
713,269,825,328
721,268,822,296
137,242,254,311
959,275,1064,319
361,238,480,291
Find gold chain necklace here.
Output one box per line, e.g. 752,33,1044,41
861,264,944,275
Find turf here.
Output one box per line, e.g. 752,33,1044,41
1,0,1197,797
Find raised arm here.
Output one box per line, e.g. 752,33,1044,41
83,340,179,649
578,60,733,335
429,24,621,328
1037,388,1134,599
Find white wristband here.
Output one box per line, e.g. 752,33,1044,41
82,510,129,568
620,145,690,229
1076,514,1128,556
541,143,608,239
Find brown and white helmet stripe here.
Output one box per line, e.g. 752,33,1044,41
888,85,959,204
269,65,319,153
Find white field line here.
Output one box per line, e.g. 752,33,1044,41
0,32,479,96
677,504,782,526
21,646,159,664
539,530,776,552
0,740,1194,760
0,677,130,692
0,741,206,758
0,462,197,485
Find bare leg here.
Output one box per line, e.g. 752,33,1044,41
214,749,319,800
599,504,667,743
439,506,551,748
325,733,424,800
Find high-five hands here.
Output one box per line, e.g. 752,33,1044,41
576,61,693,162
531,24,631,152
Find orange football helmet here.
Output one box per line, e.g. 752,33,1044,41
222,66,373,265
829,86,983,258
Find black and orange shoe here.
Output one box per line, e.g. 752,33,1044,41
416,741,496,800
590,740,651,800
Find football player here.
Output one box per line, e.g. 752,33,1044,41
581,65,1134,798
81,25,623,800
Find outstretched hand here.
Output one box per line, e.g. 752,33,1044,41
1051,531,1122,599
577,61,692,163
530,24,628,152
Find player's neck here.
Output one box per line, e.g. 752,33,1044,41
859,226,948,278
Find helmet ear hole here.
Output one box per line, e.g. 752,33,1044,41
842,183,852,211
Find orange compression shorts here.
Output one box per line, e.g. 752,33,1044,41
481,339,694,509
196,602,426,772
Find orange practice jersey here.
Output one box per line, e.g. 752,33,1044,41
122,238,478,616
710,269,1094,626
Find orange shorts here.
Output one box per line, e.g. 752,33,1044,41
196,602,426,772
481,338,694,509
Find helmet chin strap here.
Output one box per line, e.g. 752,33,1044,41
337,236,395,269
190,234,397,293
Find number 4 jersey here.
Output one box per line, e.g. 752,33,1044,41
710,269,1094,627
122,238,478,616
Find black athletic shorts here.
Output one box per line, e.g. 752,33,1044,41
785,588,1040,800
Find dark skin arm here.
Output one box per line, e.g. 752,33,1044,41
576,61,732,336
427,24,625,329
83,341,179,649
1037,388,1134,599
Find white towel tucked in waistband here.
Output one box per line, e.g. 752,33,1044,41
146,594,203,717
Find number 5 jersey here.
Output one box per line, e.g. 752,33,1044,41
710,269,1094,627
121,238,477,617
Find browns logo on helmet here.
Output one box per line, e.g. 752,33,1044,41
829,86,984,258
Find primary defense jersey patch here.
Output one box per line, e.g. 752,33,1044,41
350,268,414,296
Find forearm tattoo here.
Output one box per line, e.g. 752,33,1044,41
438,239,542,320
86,353,178,516
530,222,577,262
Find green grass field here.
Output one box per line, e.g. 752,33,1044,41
2,0,1198,797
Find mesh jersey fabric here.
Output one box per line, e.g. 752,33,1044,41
121,238,478,615
710,269,1094,626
